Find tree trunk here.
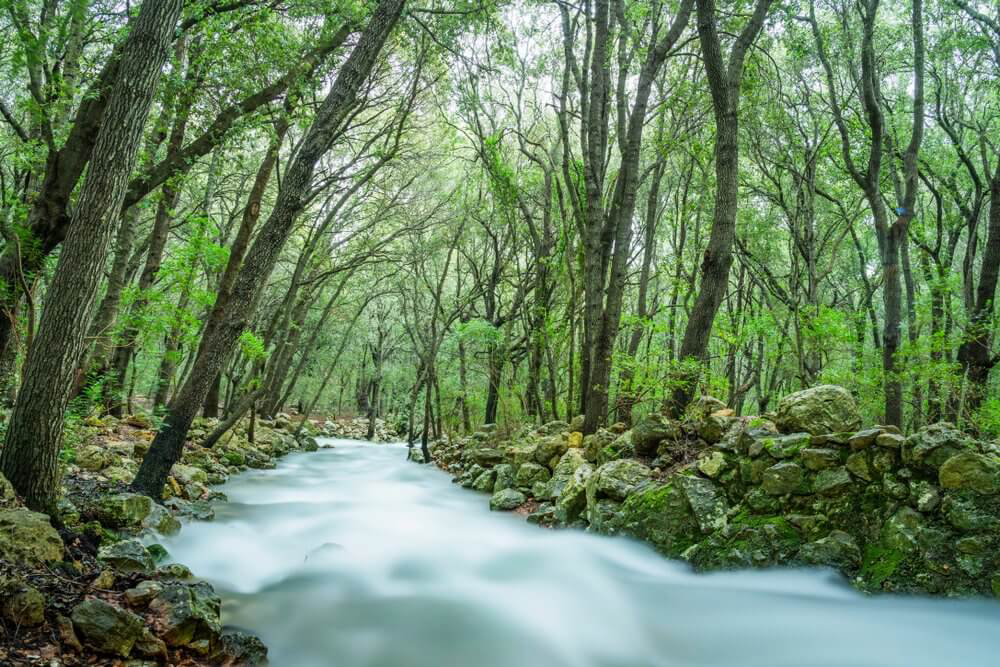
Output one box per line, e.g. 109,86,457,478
0,0,182,511
131,0,406,500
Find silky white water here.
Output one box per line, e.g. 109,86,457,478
162,439,1000,667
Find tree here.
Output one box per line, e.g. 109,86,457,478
0,0,183,511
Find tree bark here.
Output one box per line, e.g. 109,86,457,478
0,0,182,512
131,0,406,500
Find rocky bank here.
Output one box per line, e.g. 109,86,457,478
424,385,1000,597
0,412,395,665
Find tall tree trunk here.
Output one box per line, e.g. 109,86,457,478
132,0,406,500
0,0,182,511
667,0,773,416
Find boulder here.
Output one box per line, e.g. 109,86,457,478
675,475,728,533
631,414,681,457
1,582,45,626
554,463,593,524
939,452,1000,495
588,459,652,503
797,530,861,568
616,483,700,557
697,451,727,478
94,493,153,529
535,435,569,466
71,598,145,657
98,539,155,573
761,433,811,459
471,470,497,493
493,464,516,492
142,504,182,536
76,445,112,471
0,508,63,565
170,464,209,486
762,462,805,495
775,385,861,435
904,422,969,471
125,580,164,608
546,449,588,500
515,462,550,489
147,581,222,647
489,488,526,511
213,630,268,665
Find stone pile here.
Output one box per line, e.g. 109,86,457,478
425,385,1000,597
0,411,322,664
312,416,399,442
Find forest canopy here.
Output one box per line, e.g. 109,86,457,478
0,0,997,509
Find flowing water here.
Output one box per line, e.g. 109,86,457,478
162,439,1000,667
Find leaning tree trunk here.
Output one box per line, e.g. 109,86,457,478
0,0,182,512
131,0,406,500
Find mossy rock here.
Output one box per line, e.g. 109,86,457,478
0,508,63,565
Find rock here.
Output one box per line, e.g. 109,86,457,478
1,583,45,626
912,481,940,512
535,434,568,466
515,462,550,489
134,628,168,659
881,507,923,554
797,530,861,568
692,395,727,417
0,508,63,565
546,449,587,500
554,463,593,524
126,414,152,429
171,463,209,486
582,429,620,463
589,459,652,502
697,451,727,478
213,630,268,665
904,422,969,470
98,539,155,573
157,563,194,580
617,483,701,557
698,411,736,444
147,581,222,647
72,598,145,657
0,472,17,508
676,475,728,532
490,488,526,511
567,431,583,448
846,451,872,481
876,432,905,449
58,613,83,651
142,504,181,536
631,414,681,457
93,569,116,589
800,447,840,471
468,446,504,467
125,580,164,607
94,492,153,529
848,428,882,449
762,462,805,495
536,420,569,436
471,470,497,493
76,444,112,471
774,385,861,435
300,435,320,452
493,464,516,492
939,452,1000,495
762,433,811,459
813,466,852,495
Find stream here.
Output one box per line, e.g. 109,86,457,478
162,439,1000,667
